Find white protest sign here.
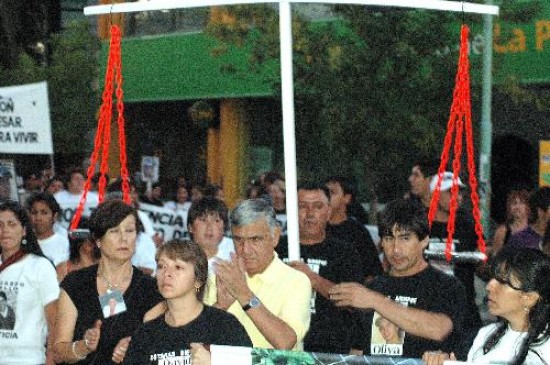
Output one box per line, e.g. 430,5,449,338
0,82,53,154
139,203,189,241
54,190,99,229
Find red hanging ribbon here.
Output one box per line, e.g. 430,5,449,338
428,25,486,262
70,25,130,231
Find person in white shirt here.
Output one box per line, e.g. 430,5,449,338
164,185,192,213
187,196,233,273
27,192,69,266
54,168,99,229
0,201,59,365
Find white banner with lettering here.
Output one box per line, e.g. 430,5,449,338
139,203,189,241
0,82,53,154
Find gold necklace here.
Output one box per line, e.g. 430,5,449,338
98,267,132,291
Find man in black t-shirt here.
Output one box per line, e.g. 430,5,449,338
329,199,467,359
325,176,382,283
276,182,363,355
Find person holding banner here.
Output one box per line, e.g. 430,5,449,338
53,199,164,364
123,240,252,364
164,185,192,213
54,168,99,229
0,201,59,365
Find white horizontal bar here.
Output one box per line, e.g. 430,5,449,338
424,250,488,263
84,0,499,16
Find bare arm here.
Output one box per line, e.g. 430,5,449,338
236,287,298,350
55,262,68,283
330,282,453,341
144,302,167,322
491,225,506,255
45,300,58,365
53,290,98,364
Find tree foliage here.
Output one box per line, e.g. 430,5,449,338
0,20,99,156
207,5,461,200
207,1,546,202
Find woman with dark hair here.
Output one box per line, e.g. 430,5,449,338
164,185,192,212
492,190,531,254
27,192,70,266
45,175,65,195
424,247,550,364
0,200,59,364
53,199,165,364
123,240,251,364
55,218,100,283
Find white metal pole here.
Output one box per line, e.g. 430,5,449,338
84,0,498,16
278,0,300,261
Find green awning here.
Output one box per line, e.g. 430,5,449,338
100,31,277,102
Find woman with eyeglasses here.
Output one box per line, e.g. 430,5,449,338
423,247,550,364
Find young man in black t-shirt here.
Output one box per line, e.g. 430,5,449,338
325,176,382,283
329,199,468,359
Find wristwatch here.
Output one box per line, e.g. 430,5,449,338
242,296,261,311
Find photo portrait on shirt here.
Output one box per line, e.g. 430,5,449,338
371,312,405,356
0,290,15,330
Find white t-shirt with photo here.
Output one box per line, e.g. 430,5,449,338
0,254,60,364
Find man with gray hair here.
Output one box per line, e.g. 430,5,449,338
204,199,311,350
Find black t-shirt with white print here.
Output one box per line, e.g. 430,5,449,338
277,235,364,355
123,305,252,364
352,266,467,359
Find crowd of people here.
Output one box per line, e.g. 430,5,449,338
0,161,549,364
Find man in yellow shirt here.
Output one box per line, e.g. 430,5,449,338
204,199,311,350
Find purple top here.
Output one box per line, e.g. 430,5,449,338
506,226,542,250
